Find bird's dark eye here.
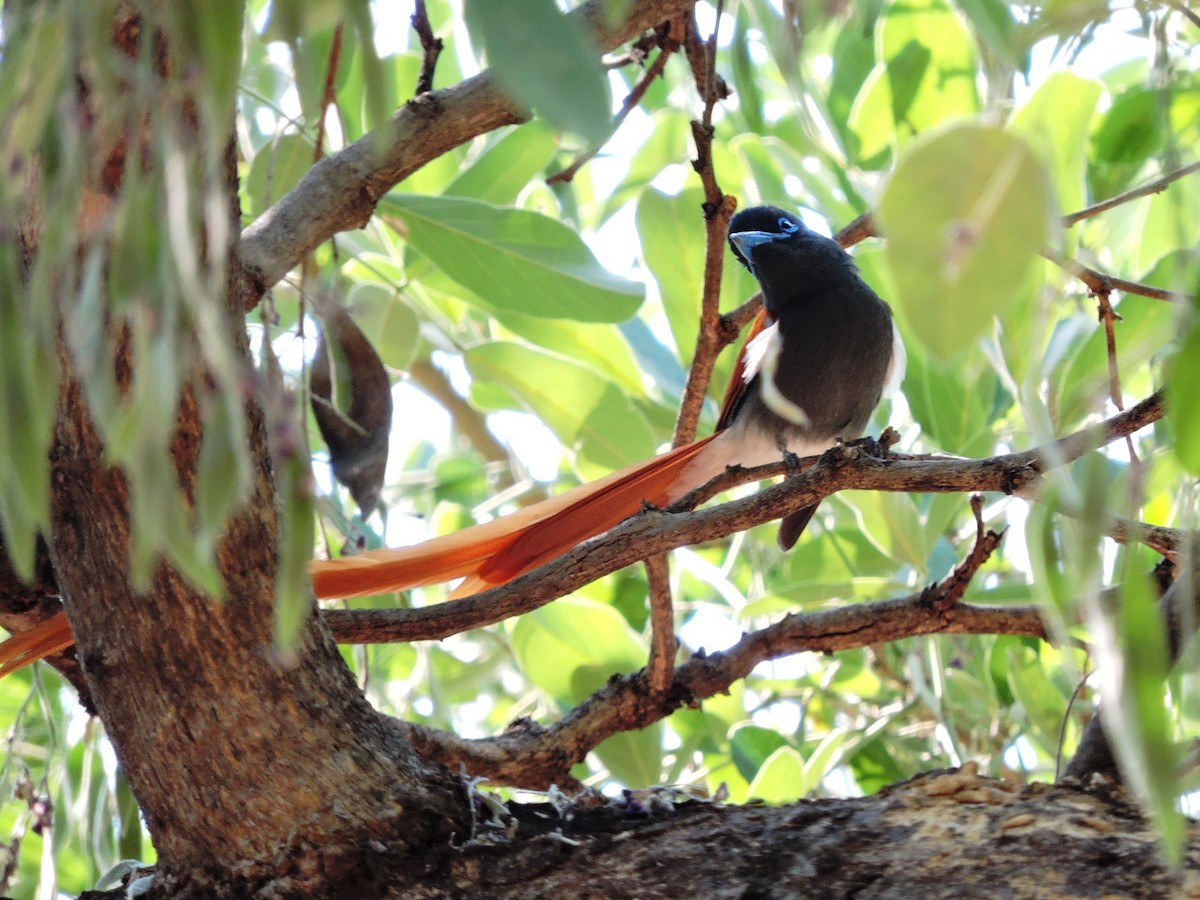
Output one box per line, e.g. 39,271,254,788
777,217,799,234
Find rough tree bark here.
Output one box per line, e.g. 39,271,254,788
22,4,467,895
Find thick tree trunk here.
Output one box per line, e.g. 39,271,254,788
29,6,469,891
49,344,466,894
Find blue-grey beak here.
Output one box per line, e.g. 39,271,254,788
729,230,778,261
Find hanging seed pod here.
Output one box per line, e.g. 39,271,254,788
310,303,393,516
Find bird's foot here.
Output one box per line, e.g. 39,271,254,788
844,429,897,462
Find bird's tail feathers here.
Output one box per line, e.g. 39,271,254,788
0,434,734,676
313,434,724,601
0,615,75,678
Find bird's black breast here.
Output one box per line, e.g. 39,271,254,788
740,233,895,443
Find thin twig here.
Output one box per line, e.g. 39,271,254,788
926,495,1005,613
1094,290,1125,410
313,24,344,161
715,292,763,355
548,39,678,185
1166,0,1200,29
644,554,676,694
410,1,443,96
1056,664,1093,781
701,0,725,131
1048,252,1182,302
834,211,877,247
1062,160,1200,227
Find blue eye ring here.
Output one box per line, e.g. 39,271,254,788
777,217,799,234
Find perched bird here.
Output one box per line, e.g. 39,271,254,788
0,205,904,676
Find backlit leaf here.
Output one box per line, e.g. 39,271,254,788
878,124,1058,358
383,193,643,322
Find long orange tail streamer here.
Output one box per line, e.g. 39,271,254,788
0,616,76,678
0,311,770,677
309,433,720,600
0,433,725,677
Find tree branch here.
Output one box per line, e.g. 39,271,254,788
410,1,443,96
238,0,702,306
396,539,1038,788
1047,251,1183,303
672,3,735,447
1062,159,1200,226
644,553,676,695
322,391,1163,646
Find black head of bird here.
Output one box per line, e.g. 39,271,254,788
727,205,864,317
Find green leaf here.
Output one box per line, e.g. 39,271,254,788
878,124,1058,358
1167,323,1200,474
1100,565,1184,864
1004,644,1067,754
493,311,644,396
344,283,420,371
246,133,317,216
194,392,252,551
593,719,664,789
730,8,765,134
730,724,790,782
902,337,999,455
1092,87,1166,166
346,0,390,133
956,0,1018,62
801,729,852,792
382,193,643,322
338,52,413,142
847,0,981,164
173,0,243,128
465,0,611,144
263,0,345,42
1010,71,1103,218
446,122,559,206
747,746,806,804
274,451,316,652
0,246,56,576
510,597,645,703
465,341,655,473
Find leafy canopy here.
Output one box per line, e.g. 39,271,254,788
1,1,1198,894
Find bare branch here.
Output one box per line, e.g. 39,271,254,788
833,211,877,247
644,554,676,695
410,1,443,96
929,495,1005,612
1048,251,1183,303
395,573,1044,788
672,4,735,447
1062,160,1200,227
1108,518,1185,559
1168,0,1200,29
